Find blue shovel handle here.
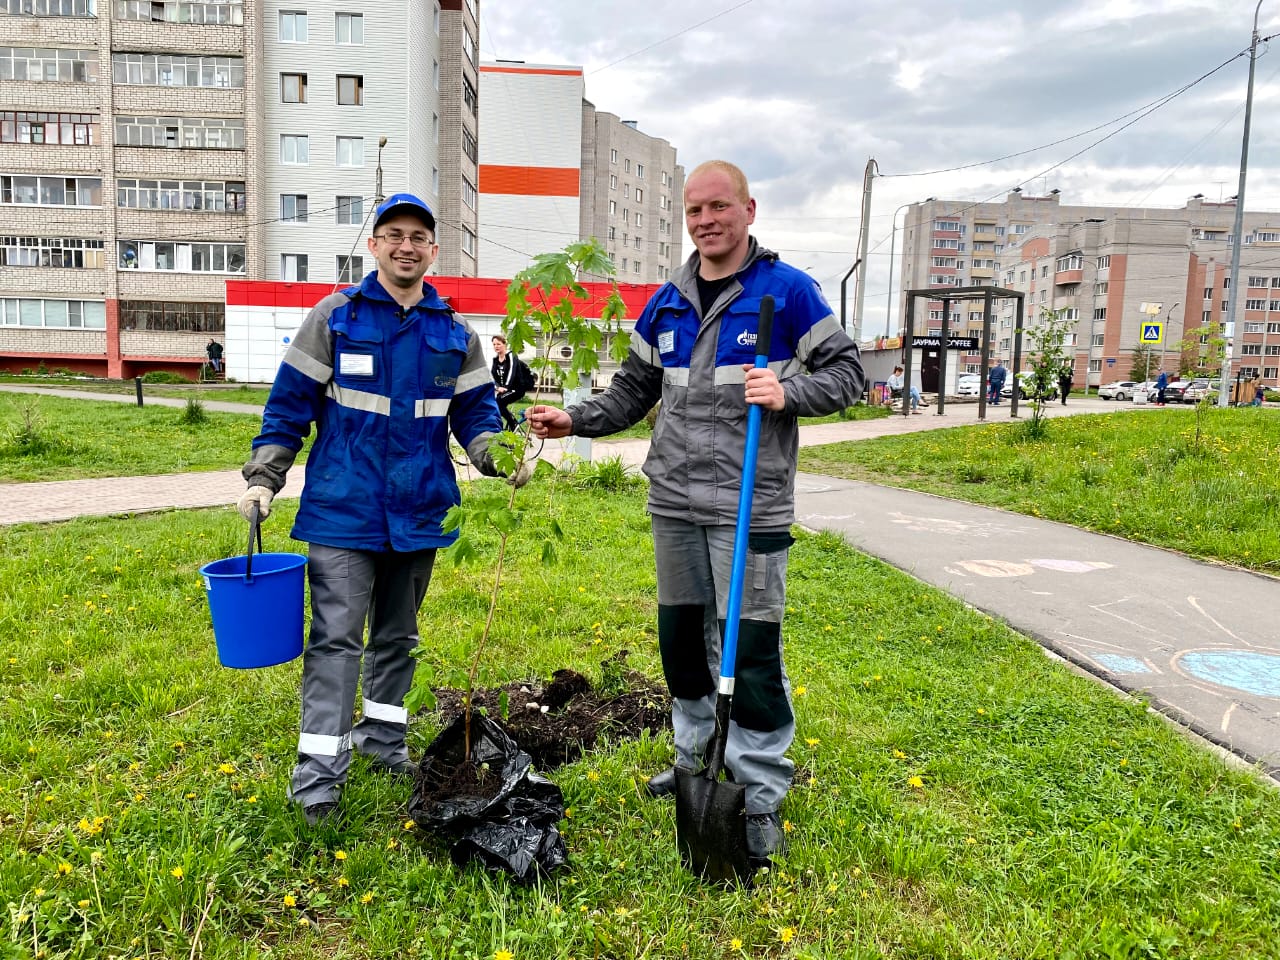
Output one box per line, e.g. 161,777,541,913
719,295,775,688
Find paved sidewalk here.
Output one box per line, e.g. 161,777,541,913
3,385,1276,781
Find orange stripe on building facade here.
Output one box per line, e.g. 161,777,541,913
479,165,580,198
479,66,582,77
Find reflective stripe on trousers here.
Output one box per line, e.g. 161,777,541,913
288,543,436,807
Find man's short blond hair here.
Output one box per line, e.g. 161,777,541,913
686,160,750,204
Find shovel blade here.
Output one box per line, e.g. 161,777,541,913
675,768,751,884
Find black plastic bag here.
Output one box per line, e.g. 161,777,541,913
408,712,567,881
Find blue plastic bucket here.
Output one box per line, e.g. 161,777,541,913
201,550,308,669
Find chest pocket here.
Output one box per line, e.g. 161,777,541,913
723,296,787,365
334,322,384,387
421,323,471,392
650,302,696,365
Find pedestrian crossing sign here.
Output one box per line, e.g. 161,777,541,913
1141,322,1164,344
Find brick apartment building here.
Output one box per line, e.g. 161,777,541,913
897,191,1280,388
0,0,476,378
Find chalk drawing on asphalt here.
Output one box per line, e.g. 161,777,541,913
1173,649,1280,699
1093,654,1155,675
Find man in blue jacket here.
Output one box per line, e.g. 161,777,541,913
237,193,524,826
528,161,864,868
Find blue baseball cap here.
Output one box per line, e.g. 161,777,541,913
373,192,436,233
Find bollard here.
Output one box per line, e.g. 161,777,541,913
134,375,143,407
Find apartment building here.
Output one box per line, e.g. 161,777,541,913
0,0,263,377
0,0,475,378
477,59,683,283
896,191,1280,387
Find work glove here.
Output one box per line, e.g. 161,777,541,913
507,461,533,489
238,485,274,521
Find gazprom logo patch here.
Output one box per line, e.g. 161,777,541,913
736,329,757,347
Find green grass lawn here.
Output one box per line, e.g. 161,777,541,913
2,481,1278,959
799,405,1280,572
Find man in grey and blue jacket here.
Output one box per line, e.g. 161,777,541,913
528,160,864,867
237,193,525,826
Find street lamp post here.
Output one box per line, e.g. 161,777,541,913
375,136,388,204
1160,301,1180,380
884,201,913,338
1217,0,1264,406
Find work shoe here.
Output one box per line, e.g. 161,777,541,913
644,767,678,797
373,759,417,781
745,812,788,869
303,801,339,827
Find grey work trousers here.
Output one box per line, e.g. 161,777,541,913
651,514,795,814
288,543,436,807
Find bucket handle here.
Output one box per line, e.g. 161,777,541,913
245,501,264,583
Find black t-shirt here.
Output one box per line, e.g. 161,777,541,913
696,273,735,316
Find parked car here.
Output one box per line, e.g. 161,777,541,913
1002,371,1058,401
1162,380,1194,403
956,373,982,397
1181,378,1220,403
1098,380,1141,401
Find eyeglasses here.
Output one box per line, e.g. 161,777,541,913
375,230,435,248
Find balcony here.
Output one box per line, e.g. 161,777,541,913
1055,268,1083,285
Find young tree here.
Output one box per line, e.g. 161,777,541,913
1175,323,1228,378
1018,306,1072,436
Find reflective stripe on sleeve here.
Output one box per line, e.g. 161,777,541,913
663,367,690,387
414,398,451,418
284,348,333,384
631,330,662,368
326,382,391,415
297,731,353,757
796,314,842,364
363,697,408,725
454,365,492,395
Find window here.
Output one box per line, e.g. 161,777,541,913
622,209,629,224
1,111,98,145
280,193,308,223
335,136,362,166
610,148,617,164
0,47,97,81
1270,322,1280,333
1249,276,1269,287
624,159,631,173
932,256,957,268
116,300,222,333
281,72,306,103
432,59,439,89
1094,282,1108,295
0,297,105,328
0,236,104,268
280,254,307,281
462,77,477,115
1202,311,1212,324
1245,299,1267,311
1,0,96,13
117,240,244,273
462,127,477,163
461,227,475,257
1,174,101,206
607,226,615,240
337,255,363,283
1096,255,1110,268
1041,265,1049,278
635,187,643,203
335,12,363,44
1267,345,1280,356
1091,333,1104,347
934,220,961,232
280,134,308,164
432,166,438,194
463,30,476,64
634,236,641,249
623,184,629,199
1246,322,1265,333
336,74,363,105
635,213,643,227
1055,255,1083,272
432,113,439,144
661,171,669,186
609,174,617,190
111,53,243,88
636,163,644,179
433,1,439,33
1243,343,1262,355
462,176,476,210
279,10,306,41
114,0,243,24
1093,307,1106,320
608,200,616,216
115,115,243,149
116,178,244,212
336,195,362,225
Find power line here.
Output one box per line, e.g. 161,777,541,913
587,0,757,75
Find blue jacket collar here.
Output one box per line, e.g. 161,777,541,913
356,271,448,312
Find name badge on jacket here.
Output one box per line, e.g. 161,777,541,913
339,353,374,377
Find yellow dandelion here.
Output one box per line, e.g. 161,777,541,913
386,838,399,850
977,708,987,716
586,770,599,782
283,894,297,907
185,793,197,800
170,866,184,879
403,819,416,830
1119,758,1128,767
334,850,347,861
782,820,795,834
78,899,91,909
892,749,906,759
246,795,258,803
217,763,236,774
730,938,743,950
495,951,515,960
133,793,145,802
564,807,574,818
57,862,72,875
128,762,140,772
336,876,349,887
793,685,807,696
907,775,924,789
360,892,374,904
90,852,103,864
779,926,796,943
965,836,977,845
805,737,819,747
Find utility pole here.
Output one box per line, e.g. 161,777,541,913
375,136,388,203
1218,0,1264,407
884,201,912,338
852,158,878,342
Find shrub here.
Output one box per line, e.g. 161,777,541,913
141,370,193,384
565,454,643,492
179,396,207,425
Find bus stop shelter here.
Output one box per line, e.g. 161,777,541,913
901,285,1026,420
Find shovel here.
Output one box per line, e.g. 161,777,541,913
675,293,775,884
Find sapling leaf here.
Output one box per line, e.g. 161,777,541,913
489,507,521,536
404,683,436,715
541,540,558,565
549,517,565,540
445,536,478,566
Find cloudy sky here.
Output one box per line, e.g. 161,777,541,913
481,0,1277,317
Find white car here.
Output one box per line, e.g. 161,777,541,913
956,374,982,397
1098,380,1141,401
1002,371,1058,401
